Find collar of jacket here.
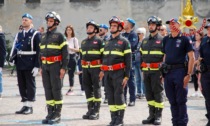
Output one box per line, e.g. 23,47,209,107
149,33,158,40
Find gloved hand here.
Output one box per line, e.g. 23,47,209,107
31,67,39,77
0,67,2,72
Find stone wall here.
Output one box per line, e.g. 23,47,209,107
0,0,209,42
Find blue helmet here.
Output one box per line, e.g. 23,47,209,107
22,13,33,20
126,18,136,26
100,24,109,30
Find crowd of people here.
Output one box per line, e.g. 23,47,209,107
0,11,210,126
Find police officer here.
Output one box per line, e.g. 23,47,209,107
40,11,69,124
122,18,138,106
140,16,164,125
101,16,131,126
10,13,40,115
163,18,194,126
80,20,104,120
199,23,210,126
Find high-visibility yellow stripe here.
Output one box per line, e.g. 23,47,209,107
142,68,159,71
115,104,126,110
46,100,54,104
140,48,148,54
150,51,164,55
42,60,54,64
103,51,109,55
87,97,94,102
54,100,63,104
82,65,101,68
155,102,164,108
100,48,104,52
40,45,45,49
124,49,131,54
79,49,82,53
148,100,155,107
39,41,67,50
94,98,102,102
87,51,101,55
109,105,118,112
82,51,87,55
60,41,68,48
111,51,124,56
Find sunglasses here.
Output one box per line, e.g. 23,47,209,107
159,29,165,31
137,33,143,35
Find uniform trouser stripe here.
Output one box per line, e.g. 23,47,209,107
109,104,126,112
148,100,164,108
87,97,94,102
148,100,156,107
54,100,63,104
46,100,54,106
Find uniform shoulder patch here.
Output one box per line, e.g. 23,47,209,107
143,40,147,44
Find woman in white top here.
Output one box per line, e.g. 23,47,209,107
64,25,79,95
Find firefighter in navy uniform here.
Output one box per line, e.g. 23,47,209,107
140,16,164,125
39,11,69,124
10,13,41,115
80,20,104,120
199,23,210,126
101,16,131,126
163,18,194,126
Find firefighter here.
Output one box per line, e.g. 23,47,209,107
39,11,69,124
140,16,164,125
101,16,131,126
80,20,104,120
163,18,194,126
10,13,40,115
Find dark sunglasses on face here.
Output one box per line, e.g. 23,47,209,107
159,29,165,31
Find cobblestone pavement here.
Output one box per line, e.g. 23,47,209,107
0,69,207,126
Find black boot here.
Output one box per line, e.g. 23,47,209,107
48,104,62,125
108,111,117,126
89,102,100,120
82,101,94,119
142,105,155,124
42,105,54,124
154,108,163,125
114,110,125,126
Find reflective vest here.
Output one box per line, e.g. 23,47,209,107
140,33,164,71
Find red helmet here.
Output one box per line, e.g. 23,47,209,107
109,16,124,29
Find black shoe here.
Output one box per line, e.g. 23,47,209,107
128,102,135,107
108,111,117,126
83,101,94,119
142,105,155,124
15,106,27,114
23,107,33,115
153,108,162,125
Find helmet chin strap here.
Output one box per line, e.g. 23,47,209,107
111,26,121,34
47,21,57,31
149,26,157,33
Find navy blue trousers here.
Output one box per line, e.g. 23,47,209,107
164,68,188,126
201,71,210,124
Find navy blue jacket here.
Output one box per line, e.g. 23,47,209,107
0,33,6,68
122,30,138,53
12,29,41,70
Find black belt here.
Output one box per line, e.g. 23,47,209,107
167,64,186,70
